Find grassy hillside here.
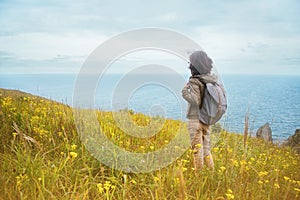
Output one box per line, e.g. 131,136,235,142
0,88,299,200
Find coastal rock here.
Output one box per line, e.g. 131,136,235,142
283,129,300,154
256,123,273,143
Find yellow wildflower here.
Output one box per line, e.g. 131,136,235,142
258,171,268,177
69,152,78,158
240,159,247,166
227,148,233,153
97,183,104,194
153,176,160,182
103,180,115,191
225,193,234,199
230,159,239,167
219,166,226,173
71,144,77,150
130,179,137,184
181,159,189,163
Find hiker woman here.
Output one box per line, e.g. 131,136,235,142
182,51,216,171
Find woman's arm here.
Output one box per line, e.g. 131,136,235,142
182,79,201,105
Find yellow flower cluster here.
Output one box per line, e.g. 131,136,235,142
225,189,235,199
97,181,116,194
16,174,28,190
219,166,226,173
258,171,268,177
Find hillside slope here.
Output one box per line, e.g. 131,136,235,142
0,88,299,200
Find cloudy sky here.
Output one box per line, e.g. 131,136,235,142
1,0,300,75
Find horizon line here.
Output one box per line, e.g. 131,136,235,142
1,72,300,76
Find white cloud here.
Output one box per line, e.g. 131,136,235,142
0,32,107,60
158,13,179,22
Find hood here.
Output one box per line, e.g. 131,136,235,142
192,74,218,84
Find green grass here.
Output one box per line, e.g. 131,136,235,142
0,88,299,200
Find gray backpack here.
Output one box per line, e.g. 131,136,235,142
199,82,227,125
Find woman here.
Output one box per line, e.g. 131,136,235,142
182,51,216,171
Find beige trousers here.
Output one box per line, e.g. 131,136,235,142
188,119,214,170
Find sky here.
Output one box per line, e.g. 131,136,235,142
0,0,300,75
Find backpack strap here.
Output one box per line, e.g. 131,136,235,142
196,78,206,108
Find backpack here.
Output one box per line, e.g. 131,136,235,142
198,81,227,125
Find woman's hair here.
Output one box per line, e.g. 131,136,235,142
189,51,213,75
189,64,200,76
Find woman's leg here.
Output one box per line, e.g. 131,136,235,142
200,122,214,169
188,119,204,171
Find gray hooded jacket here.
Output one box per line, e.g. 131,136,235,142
182,74,218,119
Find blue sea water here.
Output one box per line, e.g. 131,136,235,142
0,73,299,141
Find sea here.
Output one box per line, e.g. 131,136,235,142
1,73,299,141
